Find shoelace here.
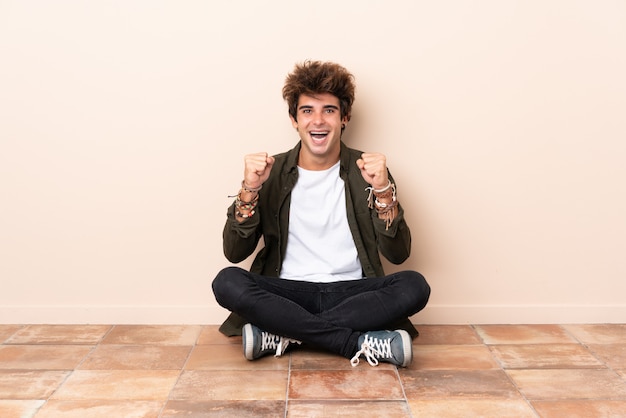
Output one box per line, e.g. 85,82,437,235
260,331,301,357
276,337,302,357
260,331,280,352
350,335,393,367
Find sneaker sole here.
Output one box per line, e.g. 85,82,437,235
396,329,412,367
242,323,254,360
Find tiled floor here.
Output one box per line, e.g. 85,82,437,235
1,324,626,417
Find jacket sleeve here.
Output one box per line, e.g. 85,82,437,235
372,173,412,264
222,202,262,263
372,203,412,264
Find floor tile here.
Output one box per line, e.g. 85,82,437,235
411,345,500,370
531,400,626,418
162,400,285,418
400,370,520,399
507,369,626,400
2,322,626,417
102,325,202,345
51,370,180,400
288,400,411,417
0,400,45,418
408,399,536,417
196,326,241,345
35,400,164,418
185,344,288,370
413,325,482,345
79,345,192,370
289,369,404,400
0,345,92,370
0,370,70,399
490,344,603,369
563,324,626,344
0,325,23,343
290,347,393,370
588,344,626,370
5,325,111,345
475,324,577,345
170,370,288,401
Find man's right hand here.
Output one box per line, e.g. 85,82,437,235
243,152,275,190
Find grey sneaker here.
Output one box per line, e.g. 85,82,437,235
242,323,301,360
350,329,412,367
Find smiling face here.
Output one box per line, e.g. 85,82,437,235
290,92,348,170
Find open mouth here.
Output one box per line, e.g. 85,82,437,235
310,131,329,143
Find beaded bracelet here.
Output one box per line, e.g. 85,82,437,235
230,187,259,219
235,192,259,211
235,209,256,218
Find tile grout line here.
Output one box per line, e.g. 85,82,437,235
394,364,414,418
473,324,559,418
284,353,293,418
561,325,626,385
0,324,26,345
70,324,116,370
157,325,204,418
474,324,544,417
2,324,56,417
30,324,117,417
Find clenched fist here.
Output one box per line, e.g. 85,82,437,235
243,152,275,190
356,152,389,190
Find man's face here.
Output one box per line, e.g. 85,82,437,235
290,92,348,170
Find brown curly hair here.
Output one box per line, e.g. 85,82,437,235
282,61,356,122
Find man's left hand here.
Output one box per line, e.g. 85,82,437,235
356,153,389,189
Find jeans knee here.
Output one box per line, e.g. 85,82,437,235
413,271,430,298
211,267,230,296
400,270,431,312
212,266,247,307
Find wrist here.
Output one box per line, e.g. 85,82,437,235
371,180,391,193
372,181,393,201
231,183,260,222
366,181,397,231
242,180,262,193
239,189,258,203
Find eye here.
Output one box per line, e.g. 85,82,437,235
325,108,334,113
302,109,311,114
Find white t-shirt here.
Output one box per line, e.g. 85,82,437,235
280,162,363,282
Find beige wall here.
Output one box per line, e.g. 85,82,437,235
1,1,625,324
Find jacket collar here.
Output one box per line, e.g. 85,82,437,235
339,141,352,176
284,142,301,174
283,141,352,175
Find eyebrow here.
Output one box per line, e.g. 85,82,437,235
298,104,340,111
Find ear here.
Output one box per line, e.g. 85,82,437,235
290,114,298,129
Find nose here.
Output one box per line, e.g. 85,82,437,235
312,110,324,125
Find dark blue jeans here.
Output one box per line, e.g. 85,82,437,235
212,266,430,358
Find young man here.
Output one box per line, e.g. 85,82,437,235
212,61,430,367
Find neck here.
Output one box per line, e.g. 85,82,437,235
298,150,340,171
